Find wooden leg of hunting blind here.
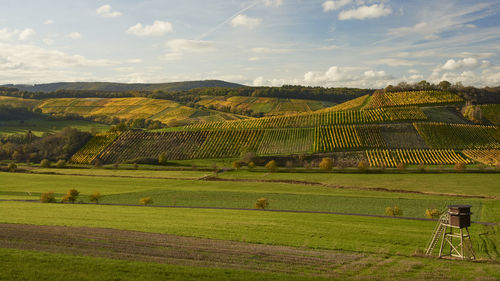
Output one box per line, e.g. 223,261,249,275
438,225,447,258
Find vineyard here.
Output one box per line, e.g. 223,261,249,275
414,122,500,149
480,104,500,125
365,91,463,109
318,95,370,112
71,132,121,164
257,128,313,155
366,149,472,168
184,106,427,130
462,149,500,166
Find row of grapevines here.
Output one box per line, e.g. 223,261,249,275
99,130,208,163
462,149,500,166
366,149,472,168
70,132,121,164
185,107,427,130
414,122,500,149
366,91,463,108
193,129,264,159
314,125,361,152
257,128,314,155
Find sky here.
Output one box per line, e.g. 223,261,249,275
0,0,499,88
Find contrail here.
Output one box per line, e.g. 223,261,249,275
198,1,258,40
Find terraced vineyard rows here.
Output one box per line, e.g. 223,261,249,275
257,128,313,155
314,126,361,152
319,95,369,112
366,91,463,108
462,149,500,166
70,132,121,164
366,149,472,168
193,129,264,159
414,122,500,149
185,107,427,130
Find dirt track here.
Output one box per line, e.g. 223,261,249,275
0,223,364,277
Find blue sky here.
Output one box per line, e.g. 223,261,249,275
0,0,499,88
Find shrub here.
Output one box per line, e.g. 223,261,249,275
265,160,277,171
397,162,406,171
385,206,403,216
210,162,218,172
89,192,102,204
241,151,257,163
62,189,80,203
454,162,466,172
40,192,56,203
357,160,368,171
247,161,255,169
55,159,66,168
232,160,241,169
319,158,333,171
133,163,139,170
158,153,168,165
93,159,103,168
254,198,269,210
40,159,51,168
140,197,153,206
7,162,17,172
425,209,441,219
113,163,119,169
285,160,294,169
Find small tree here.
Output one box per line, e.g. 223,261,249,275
265,160,277,171
232,160,242,169
133,163,139,170
247,161,255,170
158,153,168,165
140,197,153,206
93,159,103,168
62,189,80,203
7,162,17,172
425,209,441,219
319,158,333,171
454,162,466,172
40,192,56,203
357,160,368,171
40,159,51,168
89,192,102,204
55,159,67,168
385,206,403,216
285,160,294,169
254,198,269,210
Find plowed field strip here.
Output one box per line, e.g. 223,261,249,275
0,224,362,277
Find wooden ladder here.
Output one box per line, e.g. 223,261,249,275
425,213,448,256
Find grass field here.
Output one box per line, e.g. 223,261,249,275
0,119,112,136
1,171,499,221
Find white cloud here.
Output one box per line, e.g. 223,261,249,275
408,69,419,74
231,14,262,29
373,58,415,67
304,66,354,84
0,43,117,84
263,0,283,7
441,58,480,71
67,32,82,40
18,29,34,40
96,4,122,18
127,21,173,37
163,39,215,61
364,70,391,80
127,58,143,64
44,19,54,25
338,4,392,20
322,0,351,12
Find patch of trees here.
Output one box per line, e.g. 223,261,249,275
382,80,500,104
0,127,91,162
0,105,44,121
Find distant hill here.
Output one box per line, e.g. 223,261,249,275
3,80,245,92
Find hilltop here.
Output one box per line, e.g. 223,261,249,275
2,80,244,92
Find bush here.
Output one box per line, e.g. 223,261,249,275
397,162,406,171
61,189,80,203
133,163,139,170
454,162,466,172
89,192,102,204
40,192,56,203
357,160,368,171
254,198,269,209
40,159,51,168
55,159,66,168
232,160,242,169
247,161,255,169
285,160,294,169
319,158,333,171
158,153,168,165
425,209,441,219
7,162,17,172
385,206,403,216
94,159,103,168
265,160,277,171
140,197,153,206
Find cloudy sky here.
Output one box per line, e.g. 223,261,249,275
1,0,499,88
